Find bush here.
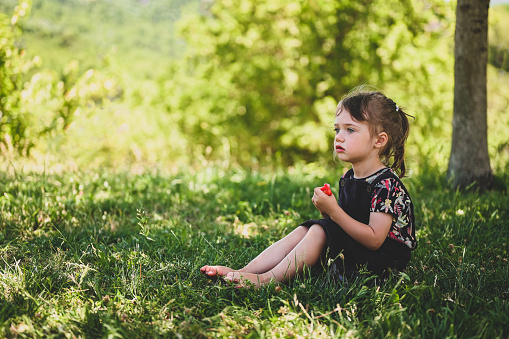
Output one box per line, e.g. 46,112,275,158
0,0,35,153
0,0,121,156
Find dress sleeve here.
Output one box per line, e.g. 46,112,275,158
370,178,406,216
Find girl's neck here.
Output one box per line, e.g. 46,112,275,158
351,159,386,179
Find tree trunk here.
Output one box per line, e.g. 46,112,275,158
447,0,493,190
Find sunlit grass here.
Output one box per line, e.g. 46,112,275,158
1,165,508,337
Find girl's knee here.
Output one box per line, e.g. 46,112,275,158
293,225,310,237
309,224,325,233
308,224,326,241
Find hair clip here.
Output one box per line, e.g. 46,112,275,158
395,105,399,112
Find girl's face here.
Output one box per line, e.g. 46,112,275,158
334,109,382,167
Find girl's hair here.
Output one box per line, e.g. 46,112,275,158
336,89,413,177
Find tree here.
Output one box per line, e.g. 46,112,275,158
164,0,453,166
447,0,493,189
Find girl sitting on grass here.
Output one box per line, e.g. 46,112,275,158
201,89,417,288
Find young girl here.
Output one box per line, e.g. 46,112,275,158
201,90,417,288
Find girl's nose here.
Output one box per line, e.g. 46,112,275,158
335,132,344,142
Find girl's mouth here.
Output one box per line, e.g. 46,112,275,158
336,145,345,152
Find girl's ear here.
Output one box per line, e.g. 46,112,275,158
374,132,388,149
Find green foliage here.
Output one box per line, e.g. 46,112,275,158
0,0,34,152
489,4,509,71
0,0,508,174
0,0,121,155
0,166,508,337
21,60,120,138
160,0,456,166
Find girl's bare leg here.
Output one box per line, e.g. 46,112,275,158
200,226,309,278
224,224,326,288
238,226,309,274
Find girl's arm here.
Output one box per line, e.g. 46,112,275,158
312,188,392,250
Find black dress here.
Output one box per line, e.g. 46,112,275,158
300,168,414,277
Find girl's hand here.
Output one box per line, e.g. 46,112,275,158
312,187,338,217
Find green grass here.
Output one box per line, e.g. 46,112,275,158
1,165,508,338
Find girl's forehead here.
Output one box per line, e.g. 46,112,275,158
335,110,371,128
335,109,356,123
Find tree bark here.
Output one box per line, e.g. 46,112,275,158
448,0,493,190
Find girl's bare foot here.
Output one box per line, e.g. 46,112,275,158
200,265,235,278
223,271,271,289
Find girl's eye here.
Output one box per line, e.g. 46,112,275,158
334,127,355,134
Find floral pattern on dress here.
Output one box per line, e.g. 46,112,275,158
362,168,417,250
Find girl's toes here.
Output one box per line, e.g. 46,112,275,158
200,265,218,277
223,272,236,282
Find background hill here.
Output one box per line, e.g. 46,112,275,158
0,0,198,78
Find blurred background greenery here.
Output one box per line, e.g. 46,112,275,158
0,0,508,174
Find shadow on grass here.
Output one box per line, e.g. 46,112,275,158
1,168,508,337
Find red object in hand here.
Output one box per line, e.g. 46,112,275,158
321,183,332,196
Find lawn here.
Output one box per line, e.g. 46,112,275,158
1,165,508,338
